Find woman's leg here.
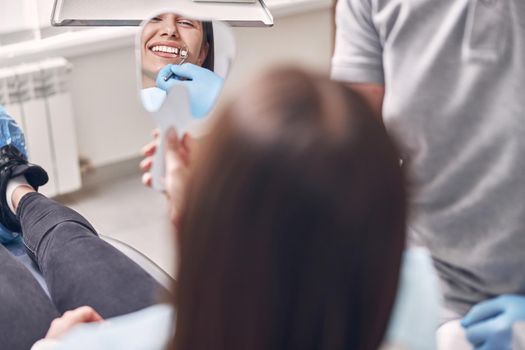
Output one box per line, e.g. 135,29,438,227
0,244,59,349
16,190,166,318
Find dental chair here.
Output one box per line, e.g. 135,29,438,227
102,235,173,289
5,235,173,297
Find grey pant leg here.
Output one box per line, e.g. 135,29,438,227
0,244,59,350
18,192,166,318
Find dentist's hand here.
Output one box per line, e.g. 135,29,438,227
461,295,525,349
156,63,224,118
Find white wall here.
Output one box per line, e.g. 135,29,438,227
68,48,154,167
57,8,334,167
0,0,55,33
0,0,37,33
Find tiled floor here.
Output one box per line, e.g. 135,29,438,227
56,172,177,277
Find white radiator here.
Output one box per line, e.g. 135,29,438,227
0,57,81,197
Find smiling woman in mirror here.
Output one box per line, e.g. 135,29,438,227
141,13,213,88
140,12,221,118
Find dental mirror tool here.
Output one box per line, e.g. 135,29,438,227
163,47,189,82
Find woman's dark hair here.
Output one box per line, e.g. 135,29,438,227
201,21,214,71
170,68,406,350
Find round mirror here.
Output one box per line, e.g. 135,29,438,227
136,12,235,190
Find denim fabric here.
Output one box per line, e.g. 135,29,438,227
0,192,164,349
0,244,58,349
5,237,50,296
17,192,165,318
0,107,28,243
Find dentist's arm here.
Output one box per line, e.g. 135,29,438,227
346,83,385,121
332,0,385,121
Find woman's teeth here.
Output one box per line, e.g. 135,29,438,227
151,46,180,54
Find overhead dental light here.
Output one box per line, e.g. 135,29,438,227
51,0,273,27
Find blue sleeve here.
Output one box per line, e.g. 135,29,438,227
384,249,439,350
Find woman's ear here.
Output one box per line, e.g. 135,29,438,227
197,42,209,67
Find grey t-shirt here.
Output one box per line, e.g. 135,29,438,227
331,0,525,317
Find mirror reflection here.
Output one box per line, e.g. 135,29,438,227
140,13,214,89
139,13,231,118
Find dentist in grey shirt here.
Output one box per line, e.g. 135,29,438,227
331,0,525,349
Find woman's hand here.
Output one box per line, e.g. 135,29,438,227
140,130,160,188
140,128,196,228
140,130,195,189
45,306,103,340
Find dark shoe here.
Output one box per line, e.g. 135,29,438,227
0,144,48,232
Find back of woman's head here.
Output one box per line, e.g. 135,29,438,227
172,67,406,350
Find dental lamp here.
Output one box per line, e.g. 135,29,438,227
51,0,273,27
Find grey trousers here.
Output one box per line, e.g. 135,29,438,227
0,193,164,350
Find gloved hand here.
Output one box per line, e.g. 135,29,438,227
156,63,224,118
461,295,525,349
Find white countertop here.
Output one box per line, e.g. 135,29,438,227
0,0,332,65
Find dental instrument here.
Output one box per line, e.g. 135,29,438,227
163,47,189,82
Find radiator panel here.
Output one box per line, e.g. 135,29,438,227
0,58,82,197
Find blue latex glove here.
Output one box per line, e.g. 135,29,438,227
156,63,224,118
461,295,525,349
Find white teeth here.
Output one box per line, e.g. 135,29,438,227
151,46,181,55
